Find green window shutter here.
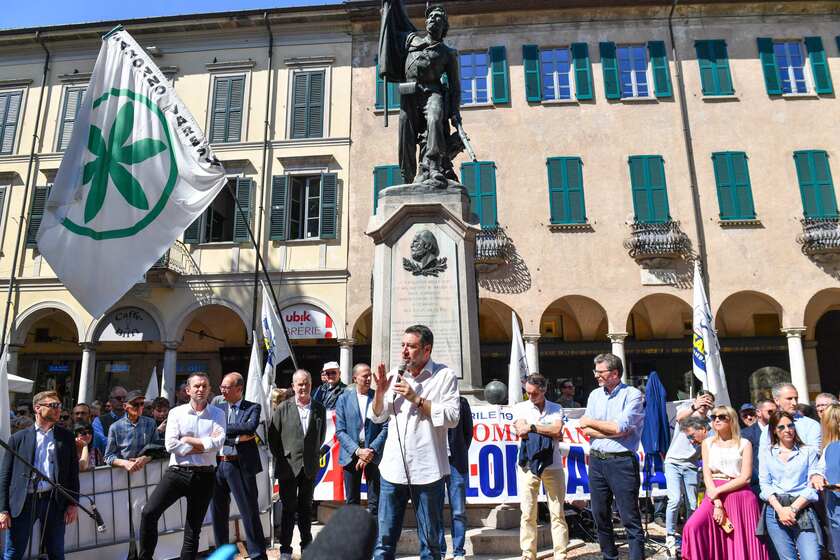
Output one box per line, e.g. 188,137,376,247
757,38,782,95
522,45,542,102
0,90,23,155
489,46,510,104
57,86,85,151
695,40,734,96
26,185,50,247
232,177,254,243
291,71,326,139
373,164,400,213
227,76,244,143
210,77,230,143
183,216,202,244
712,152,755,220
307,71,325,138
696,40,715,95
648,41,672,98
571,43,593,101
319,172,338,239
375,60,401,110
269,175,289,241
795,150,838,218
805,37,833,95
547,157,586,224
629,156,670,223
461,161,498,228
600,42,620,100
209,76,244,143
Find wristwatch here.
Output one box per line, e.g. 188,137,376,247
529,424,537,434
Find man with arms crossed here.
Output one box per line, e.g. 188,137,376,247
370,325,460,560
138,372,225,560
579,353,645,560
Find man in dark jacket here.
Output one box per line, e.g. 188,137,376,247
311,361,346,411
0,390,79,559
211,372,266,560
268,369,327,560
440,397,473,560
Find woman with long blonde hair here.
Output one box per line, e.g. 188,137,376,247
681,406,768,560
810,404,840,558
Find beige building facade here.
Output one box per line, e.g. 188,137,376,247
0,0,838,409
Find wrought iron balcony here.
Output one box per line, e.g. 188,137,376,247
145,240,190,287
623,220,691,264
475,226,511,272
797,217,840,258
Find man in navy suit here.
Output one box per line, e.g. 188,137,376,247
0,390,79,560
211,372,266,560
336,363,388,514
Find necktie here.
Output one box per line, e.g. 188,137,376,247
228,405,237,424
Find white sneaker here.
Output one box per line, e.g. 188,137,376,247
665,535,677,558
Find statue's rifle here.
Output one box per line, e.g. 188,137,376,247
455,118,478,162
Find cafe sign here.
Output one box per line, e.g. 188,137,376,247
96,307,161,342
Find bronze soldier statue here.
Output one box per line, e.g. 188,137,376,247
378,1,473,189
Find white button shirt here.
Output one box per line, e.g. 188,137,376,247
512,398,565,470
165,402,226,467
369,358,460,485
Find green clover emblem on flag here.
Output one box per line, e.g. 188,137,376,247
62,88,178,240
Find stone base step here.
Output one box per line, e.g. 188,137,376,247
317,502,519,530
395,526,585,557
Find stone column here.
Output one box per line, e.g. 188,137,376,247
6,344,21,377
523,334,540,374
161,342,179,402
782,327,809,404
77,343,97,405
608,332,629,384
338,338,355,385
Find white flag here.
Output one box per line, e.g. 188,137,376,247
692,261,730,405
508,312,529,405
37,27,227,317
261,281,292,370
244,334,268,424
145,366,159,402
0,350,10,444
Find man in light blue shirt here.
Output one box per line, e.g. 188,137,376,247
759,383,821,452
579,353,645,560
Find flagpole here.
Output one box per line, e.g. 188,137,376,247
225,183,298,370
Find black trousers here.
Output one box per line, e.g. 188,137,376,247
589,454,645,560
212,461,267,560
139,467,216,560
343,461,381,515
278,472,315,554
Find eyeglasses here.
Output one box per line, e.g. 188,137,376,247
110,395,126,401
75,430,91,436
323,370,339,375
740,412,756,417
776,423,796,432
592,369,613,375
710,414,730,422
37,402,62,409
126,401,145,409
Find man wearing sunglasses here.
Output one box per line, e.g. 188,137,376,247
0,390,79,560
312,361,347,411
92,386,128,454
104,390,161,473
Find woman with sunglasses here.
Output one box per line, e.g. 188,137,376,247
759,410,822,559
810,404,840,559
681,405,768,560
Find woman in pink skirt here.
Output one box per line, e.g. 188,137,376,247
681,405,769,560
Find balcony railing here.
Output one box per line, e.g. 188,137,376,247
797,217,840,257
475,226,511,272
145,240,190,286
623,220,691,263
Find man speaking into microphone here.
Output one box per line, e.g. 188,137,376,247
370,325,460,560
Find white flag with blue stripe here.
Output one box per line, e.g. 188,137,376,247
692,262,730,405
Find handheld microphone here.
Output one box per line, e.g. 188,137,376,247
91,504,107,533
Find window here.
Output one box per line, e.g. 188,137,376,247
209,75,245,143
375,59,400,110
794,150,838,219
269,173,338,240
523,44,592,102
290,70,325,139
628,155,670,223
0,90,23,155
712,152,756,220
695,40,734,96
26,185,51,247
547,157,586,224
600,42,671,100
461,161,497,228
183,178,253,244
56,86,86,151
372,165,401,213
757,37,833,96
460,52,490,105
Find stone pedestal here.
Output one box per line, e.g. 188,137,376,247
367,186,482,391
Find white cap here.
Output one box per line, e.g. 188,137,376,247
322,361,340,372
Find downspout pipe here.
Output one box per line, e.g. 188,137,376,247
251,12,274,333
0,32,50,355
668,0,710,292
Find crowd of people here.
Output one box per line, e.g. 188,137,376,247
3,326,840,560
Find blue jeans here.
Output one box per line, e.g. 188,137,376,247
439,469,467,557
663,461,699,538
375,477,445,560
4,493,66,560
765,505,820,560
